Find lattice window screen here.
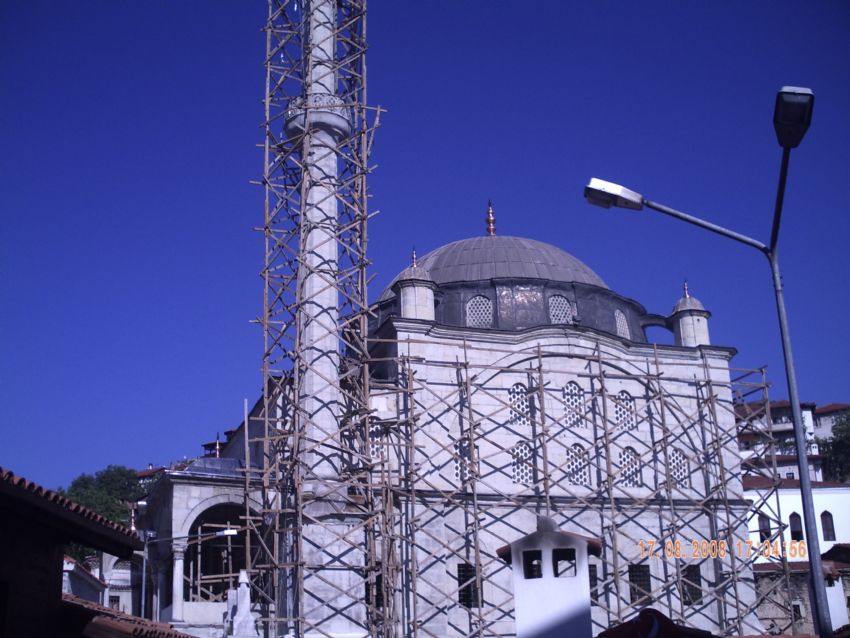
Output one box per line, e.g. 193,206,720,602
548,294,573,324
368,424,383,460
669,448,690,488
619,446,641,487
466,295,493,328
564,444,590,486
615,390,637,430
454,439,477,483
512,441,533,485
615,309,631,339
563,381,585,428
509,383,531,427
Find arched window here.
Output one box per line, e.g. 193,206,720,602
758,513,771,542
454,439,478,484
548,294,573,324
669,448,690,488
466,295,493,328
790,513,804,541
614,390,636,431
619,447,641,487
509,383,531,428
512,441,533,485
368,424,384,460
822,511,836,542
615,309,630,340
564,444,590,486
563,382,585,428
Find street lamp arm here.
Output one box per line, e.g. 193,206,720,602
642,199,769,255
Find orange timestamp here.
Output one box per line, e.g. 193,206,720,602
638,539,808,560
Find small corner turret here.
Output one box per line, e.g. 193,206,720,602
392,248,437,321
670,281,711,347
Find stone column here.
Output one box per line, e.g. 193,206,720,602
171,542,186,621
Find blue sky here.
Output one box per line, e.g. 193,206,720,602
2,1,849,489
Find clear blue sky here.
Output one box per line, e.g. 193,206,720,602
2,1,849,490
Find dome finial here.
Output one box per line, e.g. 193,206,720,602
683,280,690,298
411,247,417,267
486,200,496,236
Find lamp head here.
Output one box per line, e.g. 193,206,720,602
584,178,643,211
774,86,814,149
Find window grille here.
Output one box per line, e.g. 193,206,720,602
614,390,636,431
454,439,477,483
564,444,590,486
589,564,599,602
466,295,493,328
615,309,631,339
790,513,804,541
548,294,573,324
822,511,836,541
366,562,383,610
669,448,690,488
681,565,702,605
563,382,585,428
758,513,771,542
457,562,481,608
628,564,650,605
619,447,641,487
368,424,383,460
512,441,533,485
509,383,531,427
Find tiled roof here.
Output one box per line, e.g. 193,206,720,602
63,594,195,638
0,467,141,556
816,403,850,415
742,475,847,490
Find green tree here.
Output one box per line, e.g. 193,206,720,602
60,465,145,560
817,412,850,482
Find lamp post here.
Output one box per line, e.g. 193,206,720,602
583,87,830,637
140,527,239,620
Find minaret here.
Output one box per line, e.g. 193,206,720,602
393,248,437,321
671,282,711,347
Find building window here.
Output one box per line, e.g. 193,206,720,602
628,564,650,605
108,595,120,610
563,381,585,428
790,513,804,541
589,564,599,603
523,550,543,579
614,390,636,431
454,439,478,484
681,564,702,605
368,424,383,460
822,511,836,542
366,562,383,610
619,447,641,487
564,444,591,486
509,383,531,427
669,448,690,488
758,513,771,542
553,548,576,577
457,562,481,608
512,441,533,485
615,309,630,340
792,600,804,621
548,294,573,324
786,471,795,479
466,295,493,328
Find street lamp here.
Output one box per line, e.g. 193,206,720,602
140,527,239,620
584,87,830,637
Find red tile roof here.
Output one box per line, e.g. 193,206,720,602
0,467,141,556
62,594,195,638
816,403,850,415
742,475,847,490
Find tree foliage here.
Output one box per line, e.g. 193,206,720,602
817,412,850,482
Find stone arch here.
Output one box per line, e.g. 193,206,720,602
175,492,245,539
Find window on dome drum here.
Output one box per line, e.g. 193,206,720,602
454,439,478,484
758,513,771,542
822,511,836,541
563,381,585,428
669,448,690,488
466,295,493,328
614,390,637,430
512,441,533,485
619,447,641,487
523,550,543,579
615,309,630,339
509,383,531,428
628,564,650,605
553,548,576,577
681,564,702,605
564,444,590,486
548,294,573,324
457,562,481,608
790,513,804,541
